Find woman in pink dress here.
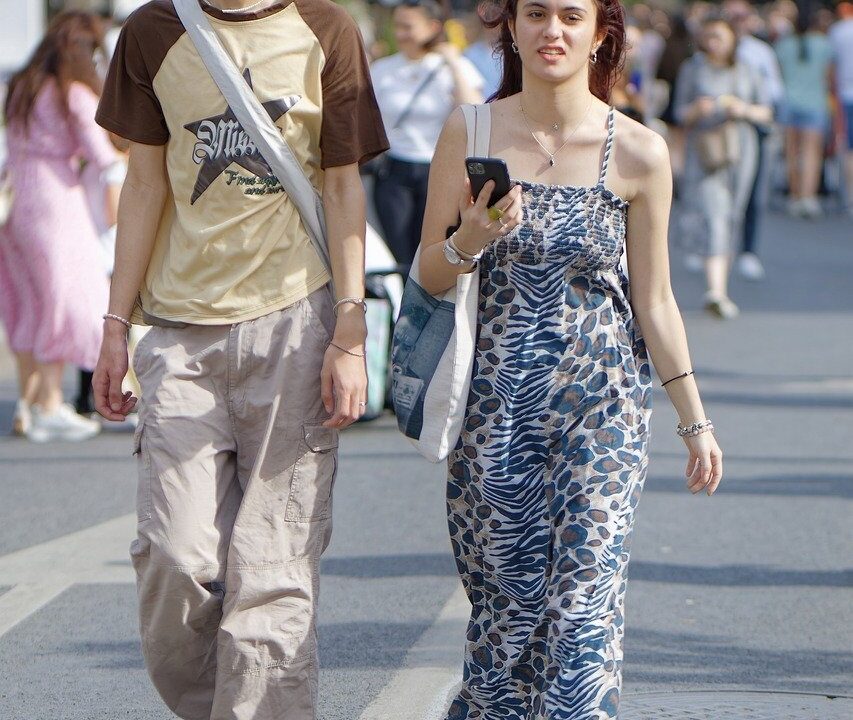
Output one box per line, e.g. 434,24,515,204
0,11,117,442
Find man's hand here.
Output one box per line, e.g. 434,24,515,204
321,345,367,429
321,304,367,429
93,323,137,421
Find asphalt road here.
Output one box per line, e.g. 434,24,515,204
0,207,851,719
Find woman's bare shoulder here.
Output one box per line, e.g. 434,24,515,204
613,111,670,181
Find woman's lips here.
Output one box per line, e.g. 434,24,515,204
538,48,565,63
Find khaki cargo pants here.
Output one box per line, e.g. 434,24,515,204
130,286,337,720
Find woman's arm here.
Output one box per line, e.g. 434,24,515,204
320,163,369,429
626,131,723,495
435,44,484,106
68,82,119,171
416,108,521,295
727,65,773,125
93,142,169,421
673,59,723,129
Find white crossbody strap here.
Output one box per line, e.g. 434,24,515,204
172,0,330,272
460,103,492,158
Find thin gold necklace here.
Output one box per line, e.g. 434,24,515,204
519,99,593,168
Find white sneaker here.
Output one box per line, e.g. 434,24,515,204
786,197,804,217
683,253,704,273
737,252,765,281
703,293,740,320
799,196,822,218
26,403,101,443
12,400,31,436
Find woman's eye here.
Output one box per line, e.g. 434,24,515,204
528,11,544,19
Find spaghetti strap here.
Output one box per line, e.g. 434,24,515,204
597,106,615,187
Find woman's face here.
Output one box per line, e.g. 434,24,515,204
702,22,736,63
510,0,603,84
393,7,442,57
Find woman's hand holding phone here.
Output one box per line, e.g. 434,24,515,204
455,178,523,257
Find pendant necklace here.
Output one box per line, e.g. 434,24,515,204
201,0,276,14
520,99,593,168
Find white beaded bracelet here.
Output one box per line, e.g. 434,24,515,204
103,313,132,330
676,420,714,438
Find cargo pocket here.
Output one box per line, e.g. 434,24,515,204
132,421,152,522
285,423,338,522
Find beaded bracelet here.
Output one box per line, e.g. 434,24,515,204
676,420,714,438
103,313,131,330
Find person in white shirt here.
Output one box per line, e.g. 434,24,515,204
726,0,784,281
829,2,853,214
370,0,483,267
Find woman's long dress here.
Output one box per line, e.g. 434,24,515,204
446,108,653,720
0,80,114,370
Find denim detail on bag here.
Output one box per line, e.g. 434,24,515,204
390,278,457,440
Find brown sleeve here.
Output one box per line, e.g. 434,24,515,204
96,2,183,145
298,0,389,168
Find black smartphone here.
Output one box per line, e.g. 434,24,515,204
466,156,512,208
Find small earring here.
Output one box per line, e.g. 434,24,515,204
511,41,519,54
590,48,598,64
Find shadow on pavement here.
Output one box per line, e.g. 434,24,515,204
647,472,852,499
627,626,853,693
321,553,457,578
61,639,145,670
679,391,853,409
319,620,435,670
629,561,853,588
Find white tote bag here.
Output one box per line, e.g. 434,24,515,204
390,103,492,463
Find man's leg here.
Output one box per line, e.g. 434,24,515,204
132,325,241,720
844,104,853,212
409,160,432,267
373,159,416,267
211,286,337,720
742,128,770,256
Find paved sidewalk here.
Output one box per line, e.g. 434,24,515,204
0,207,851,719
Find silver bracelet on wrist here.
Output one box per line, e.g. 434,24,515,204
444,232,482,266
676,419,714,438
333,297,367,316
103,313,132,330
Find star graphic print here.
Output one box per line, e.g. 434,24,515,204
183,68,299,204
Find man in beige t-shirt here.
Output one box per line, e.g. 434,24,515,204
92,1,388,717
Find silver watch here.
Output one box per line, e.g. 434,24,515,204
443,233,481,266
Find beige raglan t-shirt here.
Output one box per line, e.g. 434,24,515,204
96,0,389,324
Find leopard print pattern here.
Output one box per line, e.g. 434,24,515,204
445,108,653,720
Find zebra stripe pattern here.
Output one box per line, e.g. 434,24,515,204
445,107,653,720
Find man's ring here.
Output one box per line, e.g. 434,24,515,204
487,205,505,222
359,401,367,406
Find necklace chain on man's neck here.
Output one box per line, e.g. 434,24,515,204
519,99,593,168
201,0,276,14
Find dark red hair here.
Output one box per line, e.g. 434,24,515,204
4,11,105,129
479,0,626,102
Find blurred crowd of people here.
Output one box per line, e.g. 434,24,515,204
361,0,851,318
0,0,851,442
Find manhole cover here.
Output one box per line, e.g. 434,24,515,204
621,690,853,719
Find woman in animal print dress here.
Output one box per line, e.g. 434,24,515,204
415,0,724,718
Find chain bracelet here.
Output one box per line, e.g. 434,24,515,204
333,297,367,316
